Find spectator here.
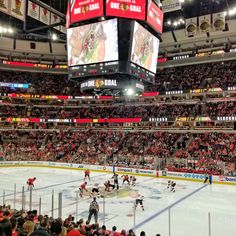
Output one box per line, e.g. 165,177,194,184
10,217,18,236
50,221,62,236
30,218,50,236
0,211,12,236
21,214,34,236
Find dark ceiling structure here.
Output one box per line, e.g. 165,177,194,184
0,0,236,41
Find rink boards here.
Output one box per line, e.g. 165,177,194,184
0,161,235,185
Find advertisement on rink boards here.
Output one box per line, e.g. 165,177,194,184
70,0,104,23
0,161,236,184
106,0,146,20
161,170,206,180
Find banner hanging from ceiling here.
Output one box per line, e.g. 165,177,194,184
0,0,26,21
185,17,197,37
162,0,181,13
199,14,212,33
28,0,40,21
28,0,65,34
213,12,225,31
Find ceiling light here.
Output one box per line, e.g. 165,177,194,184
3,28,7,33
173,21,178,26
228,8,236,16
7,28,13,34
167,20,171,25
52,33,58,41
126,88,134,96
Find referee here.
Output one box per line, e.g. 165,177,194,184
87,197,99,224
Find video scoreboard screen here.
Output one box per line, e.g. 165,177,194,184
67,19,118,67
131,21,159,74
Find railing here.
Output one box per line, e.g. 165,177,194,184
1,183,236,236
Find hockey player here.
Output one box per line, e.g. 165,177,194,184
84,169,90,181
91,183,100,197
135,194,144,211
167,180,171,189
104,180,115,192
130,176,137,186
112,172,119,190
121,175,130,185
79,182,88,197
27,177,36,190
170,181,176,192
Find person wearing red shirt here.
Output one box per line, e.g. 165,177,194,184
79,182,88,197
27,177,36,190
84,169,90,181
121,175,130,185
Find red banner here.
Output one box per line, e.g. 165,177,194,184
97,118,142,123
146,0,163,33
70,0,104,23
106,0,146,20
66,1,71,28
141,92,159,97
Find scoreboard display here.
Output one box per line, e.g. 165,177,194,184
67,0,163,86
69,61,119,79
147,0,164,33
106,0,147,20
70,0,104,23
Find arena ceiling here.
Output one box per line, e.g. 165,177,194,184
1,0,236,39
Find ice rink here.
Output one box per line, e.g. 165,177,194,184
0,167,236,236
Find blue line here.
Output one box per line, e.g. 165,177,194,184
133,184,208,230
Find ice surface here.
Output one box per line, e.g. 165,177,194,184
0,167,236,236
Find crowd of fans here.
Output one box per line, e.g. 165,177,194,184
0,61,235,96
0,130,180,168
0,100,236,119
0,104,197,119
153,61,236,91
0,71,77,95
0,204,156,236
206,101,236,116
0,130,235,175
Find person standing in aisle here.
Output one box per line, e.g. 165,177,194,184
87,197,99,224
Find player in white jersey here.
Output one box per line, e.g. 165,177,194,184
130,176,137,186
170,181,176,192
167,180,171,189
135,194,144,211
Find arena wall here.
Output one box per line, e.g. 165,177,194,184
0,161,235,185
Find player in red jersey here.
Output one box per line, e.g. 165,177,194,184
79,182,88,197
84,169,90,181
27,177,36,190
121,175,130,185
104,180,115,192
